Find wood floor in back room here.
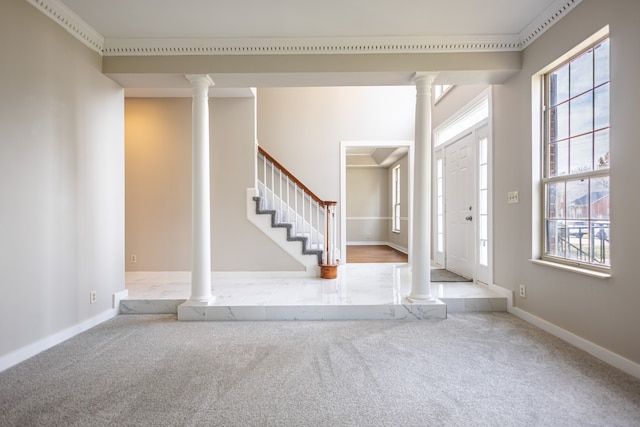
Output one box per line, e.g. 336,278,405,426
346,245,408,263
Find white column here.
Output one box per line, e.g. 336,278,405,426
186,74,215,304
408,72,438,303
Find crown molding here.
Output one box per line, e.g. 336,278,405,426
519,0,583,49
26,0,104,54
30,0,581,57
102,34,523,56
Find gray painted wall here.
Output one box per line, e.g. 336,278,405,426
0,1,125,358
492,0,639,364
125,97,303,272
346,167,390,243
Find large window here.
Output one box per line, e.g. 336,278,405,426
543,37,610,270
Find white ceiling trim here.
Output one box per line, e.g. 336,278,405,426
519,0,582,49
29,0,581,57
102,34,523,56
26,0,103,54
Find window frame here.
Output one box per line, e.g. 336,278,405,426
392,164,401,233
540,35,611,273
434,85,453,104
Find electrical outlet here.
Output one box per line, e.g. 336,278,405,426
90,291,97,304
130,254,137,263
508,191,519,204
519,284,526,298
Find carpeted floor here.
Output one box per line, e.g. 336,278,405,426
1,313,639,426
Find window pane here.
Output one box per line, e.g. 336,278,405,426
594,129,610,170
594,39,610,86
479,189,487,214
591,176,610,220
550,65,569,106
566,179,589,219
549,103,569,142
548,140,569,177
546,220,566,258
479,216,488,266
479,164,487,188
594,83,610,130
570,49,594,97
547,182,565,219
479,137,487,163
479,215,488,240
570,91,593,137
592,221,610,265
570,134,593,174
566,220,590,262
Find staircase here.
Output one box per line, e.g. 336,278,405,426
251,195,324,264
246,146,338,277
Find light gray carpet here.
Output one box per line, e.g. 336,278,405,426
1,313,639,427
431,268,472,282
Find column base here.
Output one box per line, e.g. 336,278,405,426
177,297,216,321
406,294,437,303
401,296,447,319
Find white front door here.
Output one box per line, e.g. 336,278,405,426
445,133,475,279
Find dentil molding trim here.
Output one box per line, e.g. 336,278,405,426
29,0,581,56
26,0,104,54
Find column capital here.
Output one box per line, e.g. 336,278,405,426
411,72,438,89
185,74,215,90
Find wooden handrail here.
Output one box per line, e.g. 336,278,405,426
258,146,331,207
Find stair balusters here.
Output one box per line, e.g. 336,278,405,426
257,146,338,275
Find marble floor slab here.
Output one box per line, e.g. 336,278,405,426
123,263,507,319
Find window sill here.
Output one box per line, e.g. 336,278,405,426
529,259,611,279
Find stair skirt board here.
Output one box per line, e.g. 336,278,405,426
252,194,324,263
246,188,325,275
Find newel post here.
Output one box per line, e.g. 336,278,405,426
321,201,338,279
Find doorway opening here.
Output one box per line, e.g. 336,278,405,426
433,89,493,285
340,140,413,264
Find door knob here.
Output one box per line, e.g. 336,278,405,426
465,215,473,221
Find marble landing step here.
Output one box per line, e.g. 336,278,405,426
120,299,447,320
119,295,506,320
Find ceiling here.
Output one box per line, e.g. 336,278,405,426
33,0,578,164
346,146,409,168
58,0,558,40
33,0,581,93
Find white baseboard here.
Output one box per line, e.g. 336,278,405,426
347,240,388,246
347,241,409,255
113,289,129,310
0,305,120,373
489,283,640,380
386,242,409,254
